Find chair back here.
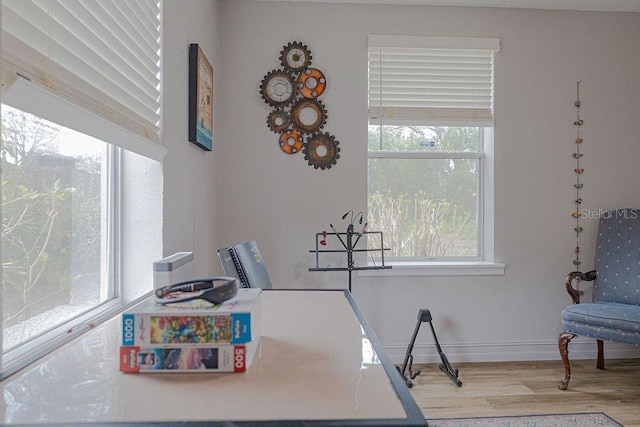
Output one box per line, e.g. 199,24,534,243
593,208,640,305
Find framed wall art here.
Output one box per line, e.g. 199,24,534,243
188,43,214,151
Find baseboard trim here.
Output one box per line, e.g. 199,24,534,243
385,338,640,364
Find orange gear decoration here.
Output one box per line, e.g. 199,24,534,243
297,68,326,99
279,129,304,154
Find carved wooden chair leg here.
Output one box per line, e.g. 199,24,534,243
558,332,576,390
596,339,605,370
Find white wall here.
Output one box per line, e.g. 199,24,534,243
213,0,640,363
162,0,220,278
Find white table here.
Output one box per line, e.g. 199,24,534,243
0,290,426,426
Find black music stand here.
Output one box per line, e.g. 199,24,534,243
309,227,391,292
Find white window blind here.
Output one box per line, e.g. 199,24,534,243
1,0,166,160
368,35,500,126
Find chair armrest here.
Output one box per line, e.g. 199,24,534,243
564,270,597,304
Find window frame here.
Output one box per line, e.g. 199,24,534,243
368,131,485,262
365,35,504,275
0,130,121,379
0,115,164,379
367,126,486,260
0,0,165,379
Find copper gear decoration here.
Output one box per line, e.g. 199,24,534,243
280,41,312,74
260,70,296,107
260,42,339,170
267,109,291,133
303,132,340,170
297,68,326,99
279,129,304,154
290,98,327,134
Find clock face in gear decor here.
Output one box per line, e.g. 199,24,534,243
259,41,340,170
260,70,296,107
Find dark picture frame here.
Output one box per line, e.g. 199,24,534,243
188,43,214,151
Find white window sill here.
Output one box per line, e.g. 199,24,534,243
358,261,505,277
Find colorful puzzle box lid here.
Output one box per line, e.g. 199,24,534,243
121,288,262,346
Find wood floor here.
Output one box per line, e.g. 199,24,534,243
406,358,640,426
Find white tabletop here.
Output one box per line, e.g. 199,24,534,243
0,289,425,426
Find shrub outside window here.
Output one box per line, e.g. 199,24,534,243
368,125,483,260
1,105,114,353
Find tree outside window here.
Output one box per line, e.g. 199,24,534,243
368,125,481,260
1,105,108,352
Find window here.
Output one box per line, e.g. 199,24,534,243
367,36,500,264
1,104,115,352
1,0,165,378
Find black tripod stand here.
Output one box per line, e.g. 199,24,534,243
398,309,462,388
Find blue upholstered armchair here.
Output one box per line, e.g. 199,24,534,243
558,208,640,390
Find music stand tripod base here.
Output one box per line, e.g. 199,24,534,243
397,309,462,388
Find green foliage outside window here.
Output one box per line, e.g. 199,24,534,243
1,106,103,350
368,126,480,259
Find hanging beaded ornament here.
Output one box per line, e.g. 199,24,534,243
572,81,584,293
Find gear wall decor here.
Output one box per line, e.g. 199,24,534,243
290,98,327,134
259,41,340,170
267,109,291,133
260,70,296,107
304,132,340,170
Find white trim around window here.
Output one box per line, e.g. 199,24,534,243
367,33,503,275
